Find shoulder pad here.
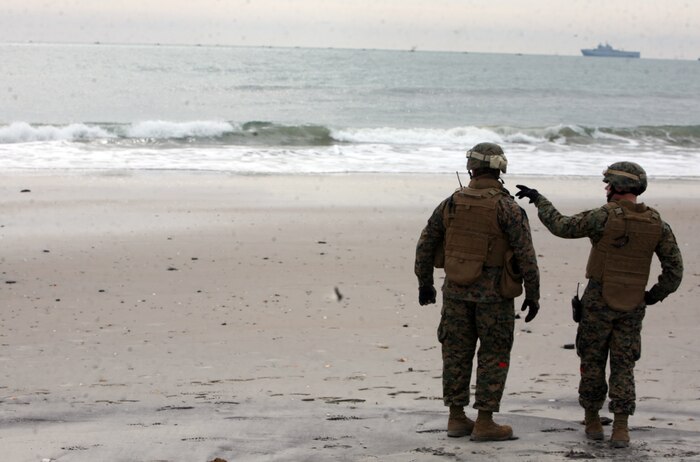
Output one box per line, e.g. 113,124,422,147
603,202,625,217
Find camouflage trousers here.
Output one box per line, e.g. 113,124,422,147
577,282,645,415
438,296,515,412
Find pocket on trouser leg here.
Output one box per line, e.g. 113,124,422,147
630,329,642,362
616,315,643,363
575,318,601,361
478,306,514,365
437,318,447,344
575,329,582,358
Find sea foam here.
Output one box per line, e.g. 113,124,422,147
0,121,699,177
0,122,113,143
125,120,236,139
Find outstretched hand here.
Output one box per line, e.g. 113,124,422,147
419,286,437,306
515,184,541,204
644,291,659,306
520,299,539,322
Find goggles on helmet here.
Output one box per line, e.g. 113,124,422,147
467,150,508,173
602,168,645,181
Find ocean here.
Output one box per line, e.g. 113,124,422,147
1,43,699,177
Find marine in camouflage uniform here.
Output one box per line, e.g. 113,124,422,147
415,143,540,442
516,162,683,448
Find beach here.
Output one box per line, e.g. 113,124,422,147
1,172,699,462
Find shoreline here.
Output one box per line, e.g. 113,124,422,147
1,172,698,461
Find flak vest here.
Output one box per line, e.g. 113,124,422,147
439,180,523,298
585,201,663,311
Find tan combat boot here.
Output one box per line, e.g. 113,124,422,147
470,410,513,442
584,409,604,441
611,413,630,448
447,405,475,437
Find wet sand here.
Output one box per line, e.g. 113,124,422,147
1,173,699,461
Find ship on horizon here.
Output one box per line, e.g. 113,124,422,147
581,43,640,58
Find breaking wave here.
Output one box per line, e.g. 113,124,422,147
2,120,699,149
0,120,335,146
1,120,699,176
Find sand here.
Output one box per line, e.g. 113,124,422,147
1,172,699,462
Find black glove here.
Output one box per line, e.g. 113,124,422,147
419,286,437,306
515,185,541,204
644,291,659,306
520,299,539,322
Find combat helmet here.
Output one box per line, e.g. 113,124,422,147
602,161,647,195
466,142,508,174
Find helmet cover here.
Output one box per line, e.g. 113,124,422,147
467,142,508,173
602,161,647,195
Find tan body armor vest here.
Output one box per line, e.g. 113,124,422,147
442,185,510,286
586,202,662,311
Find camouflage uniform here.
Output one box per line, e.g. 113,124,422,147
533,195,683,414
415,178,540,411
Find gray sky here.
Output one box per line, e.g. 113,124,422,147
2,0,699,60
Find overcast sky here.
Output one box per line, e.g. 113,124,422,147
1,0,699,60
